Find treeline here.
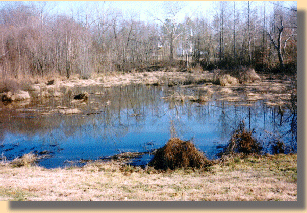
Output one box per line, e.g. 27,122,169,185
0,2,297,80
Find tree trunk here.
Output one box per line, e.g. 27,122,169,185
169,31,174,62
247,1,251,64
233,2,236,64
219,3,224,63
267,18,284,71
277,26,284,70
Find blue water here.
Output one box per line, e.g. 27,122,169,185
0,85,297,168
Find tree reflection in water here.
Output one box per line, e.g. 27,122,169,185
0,84,297,168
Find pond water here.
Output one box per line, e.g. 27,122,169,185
0,84,297,168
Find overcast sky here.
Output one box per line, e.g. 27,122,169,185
51,1,215,23
1,1,297,25
52,1,297,22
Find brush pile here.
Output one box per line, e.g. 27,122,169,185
224,121,262,155
149,138,210,170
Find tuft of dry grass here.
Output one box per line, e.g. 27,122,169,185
149,138,211,170
10,153,38,168
213,70,239,86
218,74,239,86
224,121,262,155
239,67,261,83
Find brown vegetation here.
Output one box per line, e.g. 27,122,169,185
272,140,286,154
238,67,261,83
0,2,296,83
10,153,38,168
223,121,262,155
73,92,89,101
0,153,297,201
149,138,211,170
213,67,261,86
1,90,30,103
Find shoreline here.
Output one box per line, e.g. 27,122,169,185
0,153,297,201
1,70,297,109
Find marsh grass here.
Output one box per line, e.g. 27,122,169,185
148,138,211,170
0,77,33,93
237,67,261,84
224,121,262,155
10,153,38,167
213,67,261,86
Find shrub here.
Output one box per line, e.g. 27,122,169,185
213,69,239,86
224,121,262,155
0,78,32,93
11,153,38,167
148,138,211,170
219,74,239,86
272,140,285,154
238,67,261,83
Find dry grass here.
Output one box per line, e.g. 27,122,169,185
1,69,294,109
0,77,33,93
10,153,38,168
213,67,261,86
218,74,239,86
0,153,297,201
213,70,239,86
238,67,261,84
149,138,211,170
223,121,262,155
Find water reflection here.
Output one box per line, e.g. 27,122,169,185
0,84,297,168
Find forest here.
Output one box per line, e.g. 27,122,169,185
0,2,298,202
0,1,297,81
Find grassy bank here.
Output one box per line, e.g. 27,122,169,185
0,153,297,201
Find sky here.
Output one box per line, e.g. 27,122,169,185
51,1,297,23
2,1,297,25
50,1,215,23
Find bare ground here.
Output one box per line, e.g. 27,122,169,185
0,154,297,201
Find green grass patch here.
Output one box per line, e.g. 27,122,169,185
0,188,36,201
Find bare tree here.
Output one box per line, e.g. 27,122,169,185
155,2,186,62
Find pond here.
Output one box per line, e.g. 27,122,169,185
0,84,297,168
